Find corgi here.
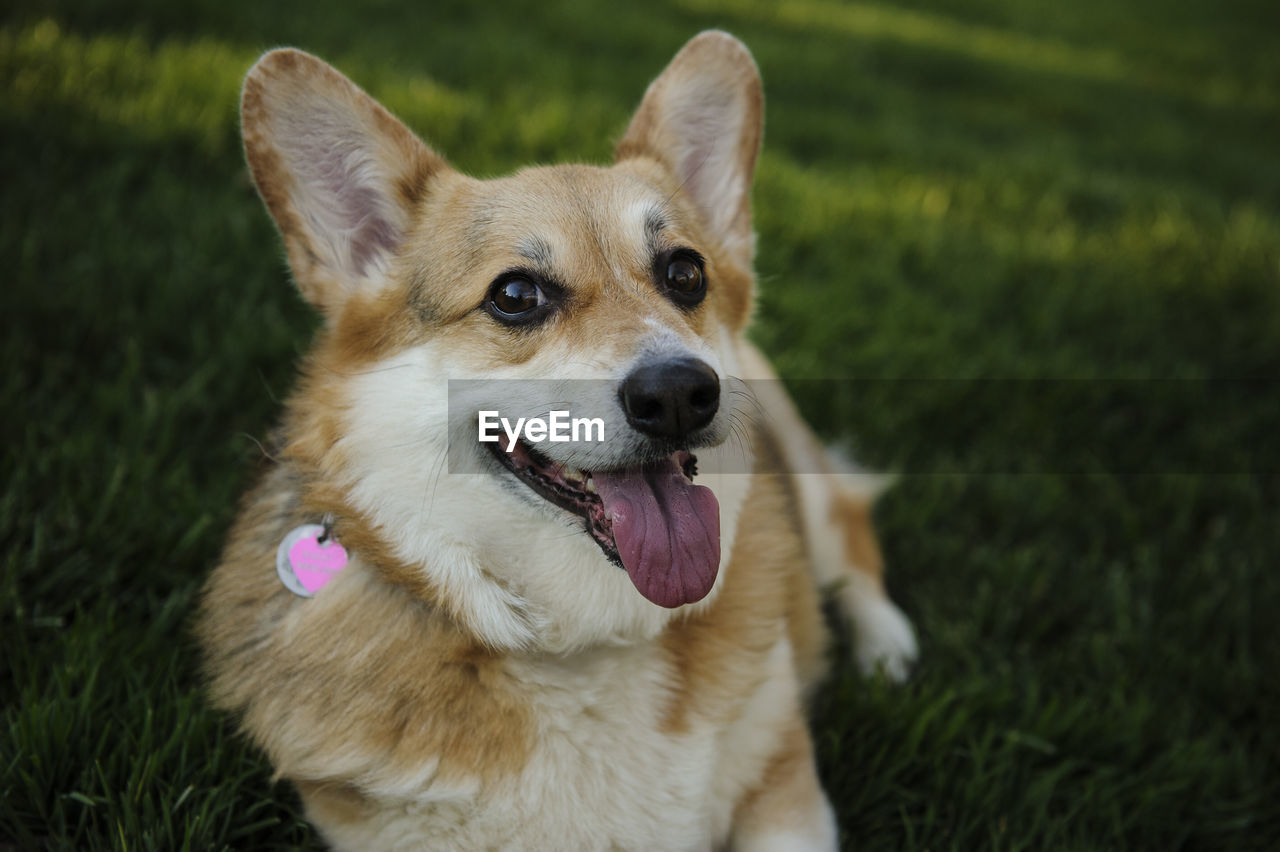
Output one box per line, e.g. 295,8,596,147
197,31,917,850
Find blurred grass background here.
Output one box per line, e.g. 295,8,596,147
2,0,1278,848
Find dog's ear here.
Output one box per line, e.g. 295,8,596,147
615,31,763,261
240,49,449,313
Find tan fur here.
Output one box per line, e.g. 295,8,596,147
731,718,829,845
832,491,886,585
659,470,814,736
199,467,535,788
198,31,915,850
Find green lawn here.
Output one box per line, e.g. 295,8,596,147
3,0,1278,848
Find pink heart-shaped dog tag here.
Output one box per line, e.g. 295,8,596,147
276,524,348,597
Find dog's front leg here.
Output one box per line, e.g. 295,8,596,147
728,716,839,852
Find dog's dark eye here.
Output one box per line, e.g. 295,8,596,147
660,251,706,307
667,258,702,293
487,276,547,322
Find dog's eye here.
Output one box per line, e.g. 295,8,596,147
660,251,706,307
487,276,547,322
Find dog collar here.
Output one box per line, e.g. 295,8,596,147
276,514,348,597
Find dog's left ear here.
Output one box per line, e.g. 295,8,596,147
616,31,763,261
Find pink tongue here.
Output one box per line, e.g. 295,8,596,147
593,458,720,608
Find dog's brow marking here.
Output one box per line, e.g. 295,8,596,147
409,272,442,324
642,204,673,267
517,236,553,267
644,207,667,243
462,210,498,268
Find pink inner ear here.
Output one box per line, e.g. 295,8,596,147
330,179,399,277
294,133,400,278
668,94,746,244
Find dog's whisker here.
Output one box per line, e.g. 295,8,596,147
256,368,282,405
379,433,440,452
725,417,751,469
726,402,764,431
419,444,450,529
239,432,281,463
313,361,418,379
727,385,769,423
727,410,761,469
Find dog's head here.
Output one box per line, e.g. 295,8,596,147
244,33,764,650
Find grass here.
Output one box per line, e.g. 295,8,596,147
2,0,1278,848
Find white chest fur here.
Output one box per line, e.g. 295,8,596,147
314,635,799,851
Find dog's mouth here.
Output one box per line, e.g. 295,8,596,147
486,440,720,608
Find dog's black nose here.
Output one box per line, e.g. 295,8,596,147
619,357,720,440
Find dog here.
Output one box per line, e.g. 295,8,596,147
197,31,917,850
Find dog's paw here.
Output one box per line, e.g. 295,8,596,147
847,591,918,682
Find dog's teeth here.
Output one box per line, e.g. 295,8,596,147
584,475,597,494
562,465,583,481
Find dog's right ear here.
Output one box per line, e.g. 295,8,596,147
241,49,450,314
615,31,763,264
